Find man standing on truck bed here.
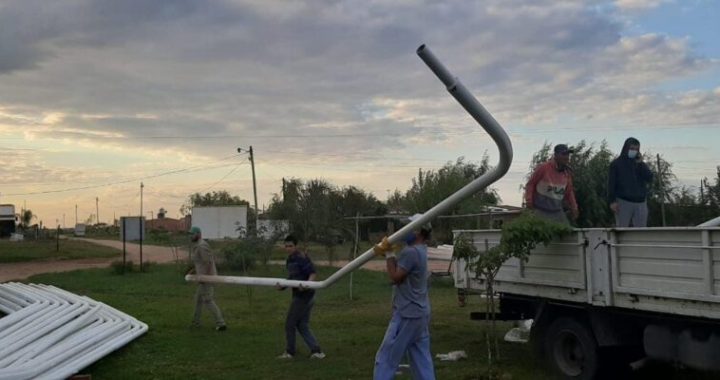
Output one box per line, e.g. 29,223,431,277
608,137,654,227
524,144,579,225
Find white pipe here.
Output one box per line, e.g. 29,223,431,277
698,216,720,227
0,283,148,380
186,44,513,289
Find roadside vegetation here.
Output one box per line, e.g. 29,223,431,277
0,239,120,263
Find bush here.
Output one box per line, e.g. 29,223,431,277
221,241,258,272
110,260,134,274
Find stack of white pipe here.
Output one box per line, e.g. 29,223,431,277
0,283,148,380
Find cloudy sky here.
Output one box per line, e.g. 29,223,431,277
1,0,718,226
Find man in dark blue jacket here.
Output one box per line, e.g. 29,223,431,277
276,235,325,359
608,137,654,227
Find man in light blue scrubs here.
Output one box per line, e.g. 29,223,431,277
373,215,435,380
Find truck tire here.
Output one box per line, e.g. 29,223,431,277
545,317,600,380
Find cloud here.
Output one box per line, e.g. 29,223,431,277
615,0,668,11
0,0,718,222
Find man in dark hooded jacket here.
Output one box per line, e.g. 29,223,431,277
608,137,654,227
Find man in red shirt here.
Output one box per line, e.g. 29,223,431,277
524,144,579,225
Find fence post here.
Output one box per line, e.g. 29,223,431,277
122,217,127,274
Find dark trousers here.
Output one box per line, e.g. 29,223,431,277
285,296,320,355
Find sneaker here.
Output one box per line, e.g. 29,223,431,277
216,325,227,332
310,352,326,359
277,352,294,359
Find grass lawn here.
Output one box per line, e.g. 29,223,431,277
0,239,121,263
21,264,717,379
25,263,552,379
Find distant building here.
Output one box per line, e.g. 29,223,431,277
146,209,190,233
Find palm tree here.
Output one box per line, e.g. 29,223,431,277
20,209,34,230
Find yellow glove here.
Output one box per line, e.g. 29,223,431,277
374,237,402,258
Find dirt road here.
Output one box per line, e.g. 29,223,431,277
0,239,182,283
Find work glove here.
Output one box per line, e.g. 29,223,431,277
373,237,402,259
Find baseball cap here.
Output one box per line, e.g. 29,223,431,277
407,213,432,231
553,144,574,155
189,226,202,234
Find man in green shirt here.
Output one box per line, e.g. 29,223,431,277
187,226,226,331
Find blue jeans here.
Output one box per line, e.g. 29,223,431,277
374,312,435,380
285,296,321,355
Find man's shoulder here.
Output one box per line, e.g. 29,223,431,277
399,246,421,263
197,240,212,251
535,161,551,171
400,246,417,255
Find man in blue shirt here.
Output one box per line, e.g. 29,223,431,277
373,216,435,380
277,235,325,359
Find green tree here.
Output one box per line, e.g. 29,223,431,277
20,209,34,230
453,213,571,377
267,178,386,245
400,156,499,242
702,167,720,210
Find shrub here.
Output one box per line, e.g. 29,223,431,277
221,241,258,272
110,260,134,274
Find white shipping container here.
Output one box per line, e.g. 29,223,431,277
191,206,247,239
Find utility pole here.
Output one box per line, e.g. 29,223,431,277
140,182,144,272
75,204,78,226
238,146,259,233
249,146,259,232
657,154,666,227
96,197,99,225
701,180,705,204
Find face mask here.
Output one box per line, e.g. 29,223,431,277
628,150,638,159
404,233,417,245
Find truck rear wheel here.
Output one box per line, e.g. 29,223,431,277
545,317,600,380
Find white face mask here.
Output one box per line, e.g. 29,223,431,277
627,149,638,159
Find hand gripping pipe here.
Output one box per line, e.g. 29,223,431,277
186,44,513,289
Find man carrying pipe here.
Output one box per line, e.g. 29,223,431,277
187,226,227,331
276,235,326,359
373,215,435,380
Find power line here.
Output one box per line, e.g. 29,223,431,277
3,154,244,196
197,163,247,194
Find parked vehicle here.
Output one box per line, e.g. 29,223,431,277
0,204,17,238
454,226,720,379
74,223,86,237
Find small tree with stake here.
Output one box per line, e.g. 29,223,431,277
453,212,571,379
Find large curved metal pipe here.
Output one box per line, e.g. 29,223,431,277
186,44,513,289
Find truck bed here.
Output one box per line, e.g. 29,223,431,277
453,227,720,320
